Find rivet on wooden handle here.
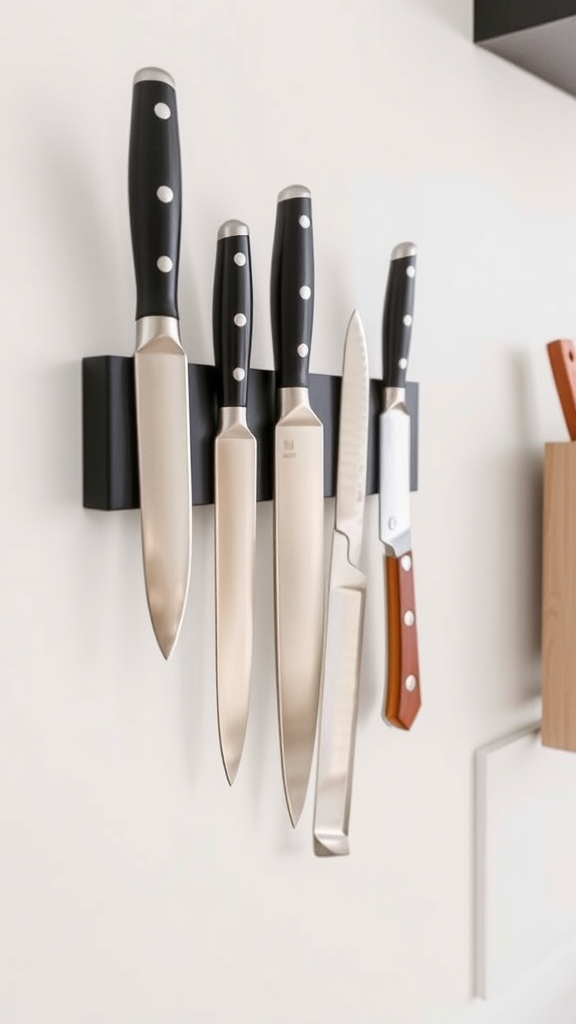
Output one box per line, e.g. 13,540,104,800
383,551,421,729
547,339,576,441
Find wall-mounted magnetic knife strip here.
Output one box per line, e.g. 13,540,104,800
82,356,419,509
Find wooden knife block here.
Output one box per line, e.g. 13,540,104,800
542,442,576,752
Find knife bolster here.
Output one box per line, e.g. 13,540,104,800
218,406,249,433
277,386,315,420
136,315,182,352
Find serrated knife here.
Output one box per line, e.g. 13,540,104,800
128,67,192,659
379,242,421,728
271,185,324,826
212,220,256,784
313,311,369,857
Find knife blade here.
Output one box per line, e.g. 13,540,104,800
128,67,192,659
547,338,576,440
212,220,256,785
313,311,369,857
271,184,324,826
379,242,421,729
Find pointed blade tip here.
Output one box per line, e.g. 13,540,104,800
346,309,367,347
155,627,178,660
285,789,306,829
218,724,247,787
221,752,241,787
150,599,188,659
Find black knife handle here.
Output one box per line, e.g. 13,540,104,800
212,221,253,408
270,185,314,389
382,243,417,389
128,68,182,321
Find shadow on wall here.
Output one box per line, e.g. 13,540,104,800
509,347,544,674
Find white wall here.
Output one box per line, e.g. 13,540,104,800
2,0,576,1021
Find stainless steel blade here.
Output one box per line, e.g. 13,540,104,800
274,388,324,826
379,389,411,557
135,315,192,659
335,311,370,566
313,531,366,857
214,408,257,785
313,310,369,857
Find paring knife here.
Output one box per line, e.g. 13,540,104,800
313,311,369,858
547,339,576,440
212,220,256,784
379,242,421,729
128,67,192,659
271,185,324,826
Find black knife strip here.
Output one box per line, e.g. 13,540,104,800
82,356,418,508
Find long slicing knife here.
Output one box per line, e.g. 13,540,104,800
271,185,324,826
212,220,256,784
313,311,369,857
547,339,576,440
128,68,192,659
380,242,421,729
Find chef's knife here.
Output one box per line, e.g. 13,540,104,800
547,339,576,440
271,185,324,826
313,311,369,857
379,242,421,729
129,67,192,659
213,220,256,784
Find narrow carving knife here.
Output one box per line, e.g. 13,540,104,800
313,311,369,857
379,243,421,729
271,185,324,826
547,339,576,440
128,67,192,658
212,220,256,784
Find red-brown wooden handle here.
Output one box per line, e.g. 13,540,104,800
383,551,421,729
547,339,576,441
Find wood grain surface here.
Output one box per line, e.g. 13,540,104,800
383,551,421,730
542,442,576,751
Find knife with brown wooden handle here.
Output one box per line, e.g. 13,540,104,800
271,185,324,826
547,339,576,440
129,67,192,660
213,220,256,784
379,242,421,729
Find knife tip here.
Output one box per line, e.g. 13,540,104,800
347,308,365,334
157,634,176,660
152,614,185,660
133,67,175,88
284,786,308,828
222,754,241,787
218,725,247,787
